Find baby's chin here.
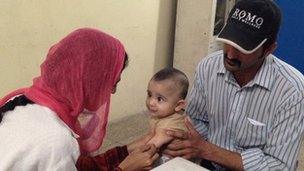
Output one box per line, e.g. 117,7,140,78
149,112,159,117
150,113,169,119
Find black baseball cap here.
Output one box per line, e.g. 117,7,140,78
216,0,281,54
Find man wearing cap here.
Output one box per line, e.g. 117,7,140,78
164,0,304,170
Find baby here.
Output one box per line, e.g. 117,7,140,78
146,67,189,148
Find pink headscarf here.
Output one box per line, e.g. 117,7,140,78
0,28,126,153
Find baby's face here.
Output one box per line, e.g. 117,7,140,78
146,80,181,118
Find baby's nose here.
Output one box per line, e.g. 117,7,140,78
149,99,156,106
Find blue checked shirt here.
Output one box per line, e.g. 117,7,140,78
186,50,304,170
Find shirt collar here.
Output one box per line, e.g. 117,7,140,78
217,56,226,74
217,54,275,90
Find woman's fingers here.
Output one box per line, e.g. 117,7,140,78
138,144,151,153
141,145,159,169
151,152,159,161
146,144,157,156
138,144,157,157
142,153,159,170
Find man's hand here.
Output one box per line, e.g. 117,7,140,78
119,144,159,171
163,117,208,159
164,117,244,170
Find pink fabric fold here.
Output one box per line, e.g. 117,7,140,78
0,28,126,153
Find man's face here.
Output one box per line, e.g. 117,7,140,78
223,44,266,73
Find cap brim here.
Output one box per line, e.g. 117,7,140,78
216,23,267,54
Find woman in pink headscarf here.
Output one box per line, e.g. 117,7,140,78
0,28,158,171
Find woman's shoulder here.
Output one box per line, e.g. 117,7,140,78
0,104,80,170
2,103,78,144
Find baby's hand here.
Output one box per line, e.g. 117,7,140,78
147,128,173,148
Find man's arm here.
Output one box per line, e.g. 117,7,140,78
186,68,209,138
165,93,304,170
239,93,304,170
164,117,244,171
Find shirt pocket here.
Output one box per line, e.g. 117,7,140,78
235,118,267,149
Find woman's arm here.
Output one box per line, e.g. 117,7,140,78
77,131,159,171
76,146,128,171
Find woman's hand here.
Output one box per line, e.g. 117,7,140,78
118,144,159,170
127,130,155,153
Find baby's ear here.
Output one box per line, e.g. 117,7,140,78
175,99,186,112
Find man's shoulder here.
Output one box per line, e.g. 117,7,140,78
272,55,304,92
198,50,223,70
199,50,223,65
196,50,224,75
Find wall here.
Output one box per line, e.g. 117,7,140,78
173,0,215,84
274,0,304,74
0,0,176,121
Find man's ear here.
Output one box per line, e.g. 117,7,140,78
264,42,277,57
174,99,186,112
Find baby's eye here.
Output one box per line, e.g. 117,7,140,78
147,92,152,97
157,97,163,102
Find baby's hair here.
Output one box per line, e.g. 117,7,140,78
152,67,189,99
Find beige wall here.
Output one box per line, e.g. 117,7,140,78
0,0,176,121
173,0,216,85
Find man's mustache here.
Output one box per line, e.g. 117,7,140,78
224,53,241,67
